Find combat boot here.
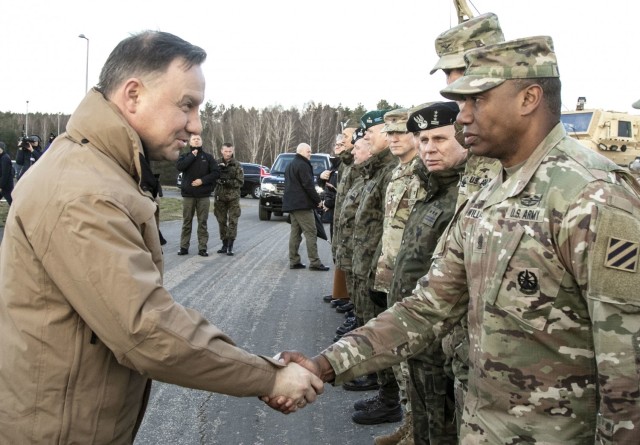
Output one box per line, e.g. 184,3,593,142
226,239,235,256
351,397,402,425
374,411,413,445
353,394,381,411
217,240,228,254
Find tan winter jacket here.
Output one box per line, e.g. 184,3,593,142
0,91,279,444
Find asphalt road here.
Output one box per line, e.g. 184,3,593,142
134,196,397,445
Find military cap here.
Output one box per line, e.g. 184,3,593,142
360,109,390,129
440,36,559,101
633,99,640,109
430,13,504,75
381,108,411,133
351,127,366,144
407,102,459,133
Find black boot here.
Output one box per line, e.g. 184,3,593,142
226,239,235,256
217,240,228,254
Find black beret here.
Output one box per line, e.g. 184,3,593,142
407,101,459,133
351,127,366,144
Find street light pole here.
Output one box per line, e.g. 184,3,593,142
57,112,61,135
78,34,89,94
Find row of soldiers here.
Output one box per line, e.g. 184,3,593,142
323,13,505,445
301,10,640,445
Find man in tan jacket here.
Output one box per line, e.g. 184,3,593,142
0,31,321,444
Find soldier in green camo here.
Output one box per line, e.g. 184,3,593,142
271,36,640,444
429,12,506,428
334,129,369,319
393,102,466,445
213,143,244,255
368,107,422,444
348,109,401,424
331,127,356,261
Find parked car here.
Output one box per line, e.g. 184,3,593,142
240,162,270,199
259,152,331,221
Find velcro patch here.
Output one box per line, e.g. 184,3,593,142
605,237,639,272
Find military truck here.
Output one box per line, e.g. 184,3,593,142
561,98,640,177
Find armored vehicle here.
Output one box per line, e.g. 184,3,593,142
561,98,640,176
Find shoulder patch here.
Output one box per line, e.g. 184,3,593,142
605,237,639,273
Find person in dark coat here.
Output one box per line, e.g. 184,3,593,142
283,143,329,271
0,142,14,205
176,134,220,256
15,135,43,181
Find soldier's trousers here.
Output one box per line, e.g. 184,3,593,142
408,360,457,445
352,273,376,323
180,197,210,251
441,320,470,437
288,210,321,267
214,198,241,241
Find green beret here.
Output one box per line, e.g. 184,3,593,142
360,109,391,129
431,13,505,75
440,36,559,101
407,102,459,133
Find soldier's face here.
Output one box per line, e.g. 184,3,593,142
221,146,234,161
387,131,416,162
353,139,372,165
457,81,521,165
444,68,465,85
417,125,466,172
365,124,387,155
341,128,355,151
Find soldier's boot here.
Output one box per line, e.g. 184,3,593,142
374,412,413,445
226,239,235,256
351,396,402,425
217,240,228,254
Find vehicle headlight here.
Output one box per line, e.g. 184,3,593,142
261,183,277,193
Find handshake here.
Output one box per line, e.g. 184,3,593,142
261,351,335,414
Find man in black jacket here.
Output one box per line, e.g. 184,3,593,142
283,143,329,271
0,142,14,205
176,134,220,256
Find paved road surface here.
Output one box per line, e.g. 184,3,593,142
134,196,397,444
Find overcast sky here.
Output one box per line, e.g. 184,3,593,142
2,0,639,116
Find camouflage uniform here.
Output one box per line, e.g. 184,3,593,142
389,161,463,445
322,122,640,444
213,157,243,242
373,155,424,294
332,148,355,260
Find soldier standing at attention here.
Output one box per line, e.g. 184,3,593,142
214,142,243,256
367,108,422,444
270,36,640,444
428,12,505,428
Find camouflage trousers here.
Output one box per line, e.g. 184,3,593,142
180,197,210,251
214,198,241,241
351,273,376,323
392,361,412,414
408,360,458,445
441,320,470,436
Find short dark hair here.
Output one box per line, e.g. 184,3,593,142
512,77,562,122
222,143,234,149
97,31,207,98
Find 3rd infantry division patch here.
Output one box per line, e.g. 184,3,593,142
605,237,639,272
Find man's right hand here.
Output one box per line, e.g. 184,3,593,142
264,362,324,414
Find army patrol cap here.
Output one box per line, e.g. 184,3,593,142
351,127,366,144
440,36,560,101
360,109,391,130
633,99,640,109
407,102,459,133
381,108,411,133
430,13,504,75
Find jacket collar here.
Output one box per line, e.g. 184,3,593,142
360,147,396,179
66,89,145,183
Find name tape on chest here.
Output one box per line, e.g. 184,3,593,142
505,205,545,222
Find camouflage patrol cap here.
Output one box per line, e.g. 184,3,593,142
381,108,411,133
430,13,504,75
440,36,559,101
633,99,640,109
360,109,391,129
351,127,366,144
406,102,459,133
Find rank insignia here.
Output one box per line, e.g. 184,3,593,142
518,269,539,295
605,237,639,272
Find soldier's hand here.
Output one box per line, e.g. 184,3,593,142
319,170,331,180
261,362,324,414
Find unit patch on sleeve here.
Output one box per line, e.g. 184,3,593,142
604,237,639,273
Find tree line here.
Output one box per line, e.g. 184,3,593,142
0,99,401,186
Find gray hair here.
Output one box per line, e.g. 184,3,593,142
296,143,311,154
97,30,207,98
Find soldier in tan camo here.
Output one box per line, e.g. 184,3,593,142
429,12,506,430
269,36,640,444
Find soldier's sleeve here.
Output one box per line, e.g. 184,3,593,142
560,180,640,444
232,163,244,188
322,212,469,383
